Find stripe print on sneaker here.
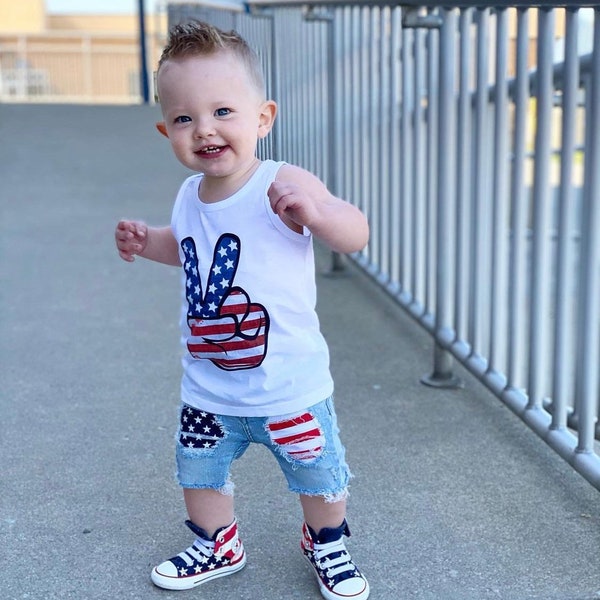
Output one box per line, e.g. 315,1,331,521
267,411,326,463
151,519,246,591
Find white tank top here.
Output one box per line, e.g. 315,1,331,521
171,160,334,417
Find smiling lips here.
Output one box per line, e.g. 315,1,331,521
196,145,227,157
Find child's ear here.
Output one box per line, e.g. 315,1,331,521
258,101,277,139
155,122,169,138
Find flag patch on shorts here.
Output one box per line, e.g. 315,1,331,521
267,411,325,462
179,404,224,449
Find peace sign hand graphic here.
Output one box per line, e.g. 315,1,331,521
181,234,270,371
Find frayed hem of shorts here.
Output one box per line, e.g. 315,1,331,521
295,487,350,503
179,478,235,496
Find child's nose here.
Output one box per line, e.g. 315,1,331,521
194,118,216,138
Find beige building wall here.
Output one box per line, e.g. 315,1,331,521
0,0,165,34
48,14,140,33
0,0,167,102
47,13,166,36
0,0,46,33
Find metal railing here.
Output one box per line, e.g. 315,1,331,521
167,1,600,491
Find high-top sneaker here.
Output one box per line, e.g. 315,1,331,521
151,518,246,590
301,520,370,600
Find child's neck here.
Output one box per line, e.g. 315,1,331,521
198,158,262,204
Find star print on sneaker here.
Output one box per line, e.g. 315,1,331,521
151,519,246,590
301,520,370,600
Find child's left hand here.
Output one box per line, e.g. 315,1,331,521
267,165,369,254
267,180,319,232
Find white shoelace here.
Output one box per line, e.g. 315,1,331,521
178,537,214,567
313,539,355,578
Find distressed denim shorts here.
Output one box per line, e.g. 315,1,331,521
175,396,351,500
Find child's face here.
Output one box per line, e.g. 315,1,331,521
157,51,275,180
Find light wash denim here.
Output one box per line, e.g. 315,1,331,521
175,396,351,501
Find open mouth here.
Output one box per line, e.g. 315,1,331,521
196,145,225,156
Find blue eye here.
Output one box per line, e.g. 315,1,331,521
174,115,191,123
215,108,231,117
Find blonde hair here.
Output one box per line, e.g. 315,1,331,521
158,20,266,97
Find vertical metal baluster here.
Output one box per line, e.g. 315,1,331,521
413,27,425,308
488,7,509,385
369,7,380,274
506,8,530,393
379,7,391,282
425,23,439,318
453,7,472,355
468,8,491,370
360,6,371,260
339,9,349,202
574,8,600,462
526,8,554,416
270,12,281,160
400,25,414,298
327,9,345,272
389,7,402,290
551,8,579,433
351,7,362,235
422,8,462,388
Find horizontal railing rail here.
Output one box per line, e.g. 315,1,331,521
168,0,600,7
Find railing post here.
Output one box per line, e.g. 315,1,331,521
574,7,600,453
326,10,344,275
138,0,150,104
269,12,282,162
526,8,554,411
82,35,93,101
17,36,27,98
549,7,579,431
304,6,346,275
421,8,463,389
246,6,280,161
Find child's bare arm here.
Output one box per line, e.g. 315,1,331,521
115,220,181,266
268,165,369,254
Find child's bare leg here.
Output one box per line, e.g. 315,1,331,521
300,494,346,531
184,488,235,537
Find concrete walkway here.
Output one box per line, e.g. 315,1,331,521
1,104,599,600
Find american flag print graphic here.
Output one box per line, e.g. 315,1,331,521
181,234,270,371
267,411,326,463
179,404,225,449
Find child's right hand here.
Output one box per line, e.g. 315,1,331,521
115,220,148,262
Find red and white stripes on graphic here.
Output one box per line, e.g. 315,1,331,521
267,412,325,462
187,290,268,370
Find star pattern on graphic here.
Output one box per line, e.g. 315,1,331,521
181,236,239,318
